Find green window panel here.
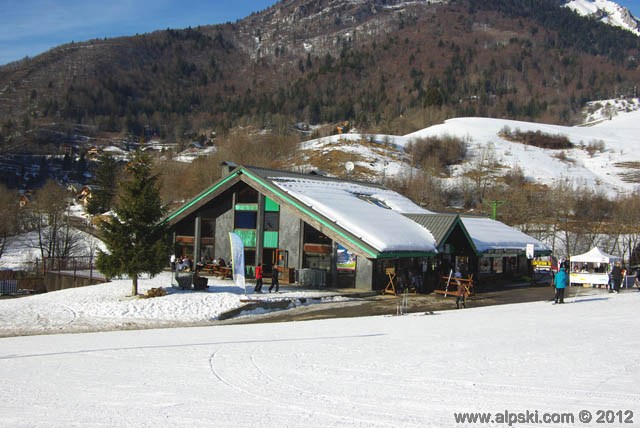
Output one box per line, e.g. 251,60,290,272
234,229,256,247
263,231,279,248
265,197,280,212
235,203,258,211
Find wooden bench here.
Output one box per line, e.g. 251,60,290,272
205,265,232,279
433,274,474,297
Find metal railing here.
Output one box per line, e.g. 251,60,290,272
40,256,96,274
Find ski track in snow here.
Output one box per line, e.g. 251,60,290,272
208,341,437,427
199,314,640,427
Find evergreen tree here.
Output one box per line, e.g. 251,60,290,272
87,152,119,215
96,151,170,296
74,152,87,182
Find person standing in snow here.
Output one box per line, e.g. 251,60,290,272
554,266,568,304
254,264,264,293
611,262,623,293
269,264,279,293
454,269,467,309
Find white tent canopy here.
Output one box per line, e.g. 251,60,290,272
570,247,620,264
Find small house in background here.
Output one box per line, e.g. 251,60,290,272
18,194,30,208
77,185,93,207
86,146,101,160
66,183,80,194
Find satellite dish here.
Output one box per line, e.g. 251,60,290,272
345,161,355,172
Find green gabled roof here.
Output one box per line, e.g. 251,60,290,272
164,170,241,224
240,168,380,258
164,165,433,260
404,213,478,254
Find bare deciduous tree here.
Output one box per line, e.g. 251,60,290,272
0,184,19,261
465,144,500,206
24,180,83,266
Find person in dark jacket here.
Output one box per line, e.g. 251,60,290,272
269,264,279,293
611,262,623,293
554,267,568,304
192,266,208,290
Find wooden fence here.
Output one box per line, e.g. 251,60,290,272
0,270,45,295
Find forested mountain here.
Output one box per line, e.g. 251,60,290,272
0,0,639,155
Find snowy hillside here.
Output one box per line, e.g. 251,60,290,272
299,98,640,198
565,0,640,35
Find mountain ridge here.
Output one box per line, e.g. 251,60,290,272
0,0,639,174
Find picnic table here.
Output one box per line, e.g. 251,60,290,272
205,264,232,279
433,274,474,297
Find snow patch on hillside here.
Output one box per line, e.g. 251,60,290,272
298,98,640,198
565,0,640,35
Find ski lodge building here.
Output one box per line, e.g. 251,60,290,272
165,163,550,291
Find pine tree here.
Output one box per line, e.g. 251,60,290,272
96,151,170,296
87,152,119,215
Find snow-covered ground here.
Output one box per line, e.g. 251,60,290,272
0,272,347,337
0,277,638,427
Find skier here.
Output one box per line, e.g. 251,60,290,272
554,266,568,304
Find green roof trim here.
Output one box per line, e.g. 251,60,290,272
164,171,239,223
241,169,381,259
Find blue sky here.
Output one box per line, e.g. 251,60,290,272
0,0,279,65
618,0,640,15
1,0,639,66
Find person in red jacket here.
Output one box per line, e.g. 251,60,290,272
254,264,264,293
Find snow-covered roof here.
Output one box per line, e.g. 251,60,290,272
268,175,437,254
166,166,438,257
102,146,125,154
460,216,550,254
570,247,620,263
